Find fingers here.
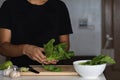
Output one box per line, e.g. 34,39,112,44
36,48,59,64
35,53,47,63
38,50,46,60
35,50,59,64
43,60,59,64
32,51,47,63
23,44,59,64
39,48,44,52
23,45,46,63
48,60,58,64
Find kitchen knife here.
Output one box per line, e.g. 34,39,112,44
28,66,40,74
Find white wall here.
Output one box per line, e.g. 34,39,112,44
62,0,102,56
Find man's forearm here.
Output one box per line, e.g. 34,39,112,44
0,42,25,57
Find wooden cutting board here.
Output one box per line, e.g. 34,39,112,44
20,65,78,76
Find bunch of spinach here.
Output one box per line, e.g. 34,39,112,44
42,39,74,72
80,54,116,65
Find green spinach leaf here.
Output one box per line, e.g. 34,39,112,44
80,54,116,65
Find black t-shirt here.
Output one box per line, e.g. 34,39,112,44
0,0,73,66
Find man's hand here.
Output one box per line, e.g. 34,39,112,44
23,44,58,64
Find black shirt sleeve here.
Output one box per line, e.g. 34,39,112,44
57,1,73,35
0,0,12,30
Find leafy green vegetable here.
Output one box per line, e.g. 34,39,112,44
43,39,74,71
44,39,55,57
44,39,74,61
42,64,62,72
0,60,13,70
80,54,116,65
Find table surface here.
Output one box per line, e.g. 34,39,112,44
0,71,106,80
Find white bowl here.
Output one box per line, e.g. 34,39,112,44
73,60,106,79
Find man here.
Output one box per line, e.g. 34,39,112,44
0,0,73,66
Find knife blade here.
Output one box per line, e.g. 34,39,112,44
28,66,40,74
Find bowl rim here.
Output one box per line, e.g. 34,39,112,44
73,60,107,66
